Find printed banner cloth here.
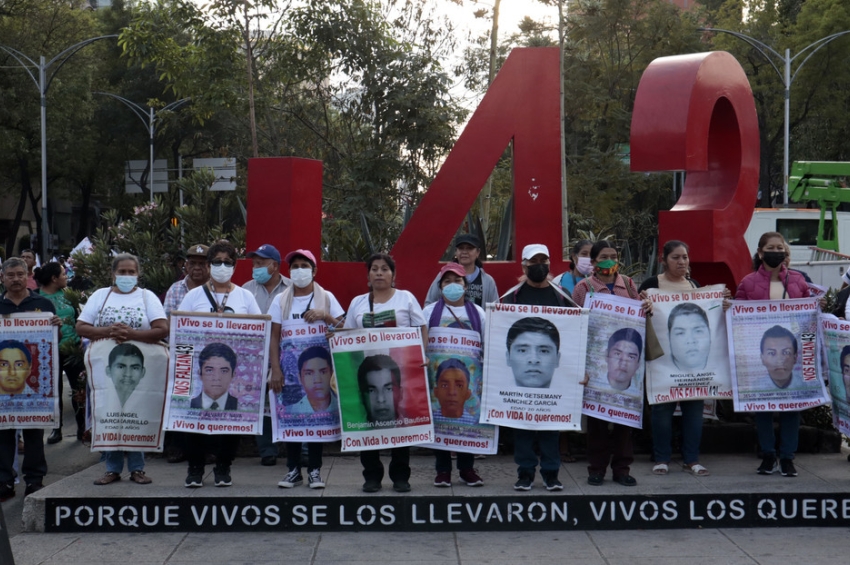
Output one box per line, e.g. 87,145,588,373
164,312,271,435
581,294,646,428
0,313,59,429
270,319,340,443
645,285,732,404
480,303,588,431
330,327,432,451
727,298,829,412
819,314,850,435
423,327,497,454
86,339,169,451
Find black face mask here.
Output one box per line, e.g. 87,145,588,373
527,263,550,283
762,251,786,269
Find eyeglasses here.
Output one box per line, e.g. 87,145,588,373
211,260,234,267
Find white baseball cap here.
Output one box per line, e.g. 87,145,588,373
521,244,550,261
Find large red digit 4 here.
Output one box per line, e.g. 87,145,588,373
630,51,759,289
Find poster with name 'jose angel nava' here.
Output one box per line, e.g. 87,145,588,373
581,293,646,428
164,312,271,435
0,312,59,430
329,327,433,452
645,285,733,404
480,303,588,431
727,297,829,412
818,314,850,435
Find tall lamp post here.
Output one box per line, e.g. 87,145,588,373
95,93,190,204
0,35,117,261
699,27,850,205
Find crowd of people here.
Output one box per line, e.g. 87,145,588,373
0,230,840,500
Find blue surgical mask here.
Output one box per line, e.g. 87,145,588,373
115,276,137,293
441,283,465,302
252,266,272,285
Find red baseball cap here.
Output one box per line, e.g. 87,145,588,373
438,263,466,280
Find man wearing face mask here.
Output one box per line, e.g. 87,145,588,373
499,244,574,492
242,244,292,315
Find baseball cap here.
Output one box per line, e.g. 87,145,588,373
454,234,481,249
284,249,317,267
246,244,281,263
186,244,209,259
521,244,550,261
438,263,466,280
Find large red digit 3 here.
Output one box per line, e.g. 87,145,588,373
630,51,759,289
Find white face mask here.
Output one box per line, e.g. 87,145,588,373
210,264,234,284
290,267,313,288
576,256,593,276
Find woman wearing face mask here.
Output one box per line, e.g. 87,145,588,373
268,249,344,489
76,254,168,485
572,240,647,487
422,263,486,488
344,253,428,493
553,239,593,297
735,232,809,478
424,234,499,308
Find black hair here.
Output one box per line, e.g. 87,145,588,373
662,240,689,261
840,345,850,368
506,317,560,352
435,358,470,386
108,343,144,366
297,346,332,373
34,262,63,287
357,354,401,393
570,239,593,261
0,340,31,364
199,342,238,371
667,302,709,333
752,231,785,271
607,328,643,356
760,325,798,355
208,240,237,263
365,253,396,274
590,240,617,261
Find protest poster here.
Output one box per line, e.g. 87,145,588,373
0,312,58,430
727,297,829,412
269,319,340,443
645,285,733,405
329,327,432,451
480,303,587,431
85,339,169,451
581,294,646,428
164,311,271,435
422,327,497,455
819,314,850,435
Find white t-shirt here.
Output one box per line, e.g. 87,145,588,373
269,291,345,324
79,287,166,329
421,301,486,340
178,284,262,315
344,290,426,329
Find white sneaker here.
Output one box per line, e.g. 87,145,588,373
308,468,325,489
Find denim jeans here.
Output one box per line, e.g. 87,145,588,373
435,450,474,473
755,410,800,460
513,429,560,478
651,400,704,465
103,450,144,473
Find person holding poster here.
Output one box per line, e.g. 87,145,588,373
500,244,575,491
553,239,593,297
269,248,344,489
344,253,427,493
736,232,810,478
573,240,646,487
76,253,167,486
178,240,261,488
424,234,499,308
422,262,487,487
639,241,715,477
0,257,61,500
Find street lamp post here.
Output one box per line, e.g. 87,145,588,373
95,93,190,204
699,28,850,205
0,35,117,261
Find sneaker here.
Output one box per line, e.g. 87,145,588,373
0,483,15,501
780,458,798,477
362,479,382,493
757,455,778,475
278,468,303,488
513,476,533,491
307,468,325,489
213,466,232,487
543,475,564,491
47,429,62,444
587,474,604,486
459,468,484,487
433,471,452,487
392,480,411,493
184,470,204,488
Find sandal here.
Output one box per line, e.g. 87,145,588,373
93,472,121,485
652,462,669,475
684,463,710,476
130,470,152,484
